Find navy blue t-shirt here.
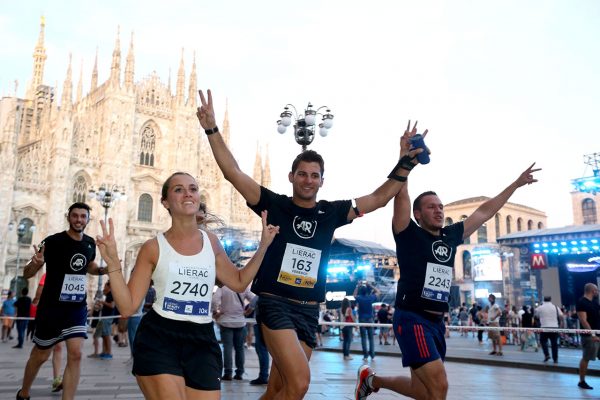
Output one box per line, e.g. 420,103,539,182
356,294,377,320
248,186,351,302
394,220,463,313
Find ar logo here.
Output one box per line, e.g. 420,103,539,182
70,253,87,271
431,240,452,263
293,216,317,239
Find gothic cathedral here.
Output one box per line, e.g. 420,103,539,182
0,18,270,296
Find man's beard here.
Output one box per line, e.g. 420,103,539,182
70,224,86,233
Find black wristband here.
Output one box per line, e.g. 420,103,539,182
388,157,412,182
205,126,219,135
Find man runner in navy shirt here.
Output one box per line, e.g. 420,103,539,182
356,152,540,399
197,89,425,400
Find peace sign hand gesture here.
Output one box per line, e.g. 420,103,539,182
400,120,429,161
96,218,120,265
196,89,217,130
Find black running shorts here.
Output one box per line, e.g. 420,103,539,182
132,309,222,391
33,306,88,349
256,295,319,349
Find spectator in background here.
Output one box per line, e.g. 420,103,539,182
377,304,390,345
213,285,254,380
142,280,156,314
354,281,380,361
247,295,270,385
576,283,600,390
458,306,469,337
341,297,355,360
99,281,115,360
535,295,563,364
487,294,503,356
13,287,32,349
520,305,538,352
1,290,16,342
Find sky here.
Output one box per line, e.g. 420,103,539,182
1,0,598,249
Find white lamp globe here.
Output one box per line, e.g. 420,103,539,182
277,124,287,134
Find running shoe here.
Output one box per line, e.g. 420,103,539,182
355,365,378,400
51,376,63,392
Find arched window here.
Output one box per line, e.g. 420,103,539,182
494,213,501,239
517,217,523,232
139,125,156,167
445,217,453,226
582,198,597,225
527,220,533,230
17,218,35,245
138,194,153,222
72,175,88,203
477,223,488,243
461,215,470,244
506,215,512,234
463,251,472,279
537,222,544,229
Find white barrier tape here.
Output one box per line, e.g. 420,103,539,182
321,321,600,335
1,314,144,321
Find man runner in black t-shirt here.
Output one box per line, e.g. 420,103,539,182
356,156,540,400
16,202,106,400
576,283,600,390
197,89,425,400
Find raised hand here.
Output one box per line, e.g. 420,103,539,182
196,89,217,130
259,210,279,248
400,120,429,162
96,218,120,264
31,242,45,266
514,163,541,188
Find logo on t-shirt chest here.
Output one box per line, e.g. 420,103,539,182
70,253,88,271
431,240,452,263
293,216,317,239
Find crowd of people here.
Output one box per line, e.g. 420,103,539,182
3,87,581,400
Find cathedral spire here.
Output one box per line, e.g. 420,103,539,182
175,48,185,105
76,59,83,103
222,99,230,145
109,26,121,88
124,31,135,91
252,142,263,184
60,53,73,113
91,47,98,91
263,145,271,188
28,15,48,99
186,51,197,107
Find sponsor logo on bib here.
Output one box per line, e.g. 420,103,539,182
293,216,317,239
431,240,452,263
70,253,87,271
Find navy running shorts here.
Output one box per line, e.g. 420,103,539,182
393,309,446,368
33,306,88,349
132,309,222,391
256,294,319,349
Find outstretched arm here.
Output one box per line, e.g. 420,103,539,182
23,242,45,279
215,210,279,292
96,219,153,317
392,183,412,234
463,163,541,239
350,121,427,221
197,89,261,205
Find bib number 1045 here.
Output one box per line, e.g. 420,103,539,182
170,281,209,297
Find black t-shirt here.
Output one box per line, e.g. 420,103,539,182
377,308,389,323
37,231,96,315
576,296,600,336
394,220,464,313
248,186,351,302
102,292,115,317
14,296,32,318
521,311,533,328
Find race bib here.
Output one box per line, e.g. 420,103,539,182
163,262,212,316
277,243,321,288
59,274,87,302
421,262,452,302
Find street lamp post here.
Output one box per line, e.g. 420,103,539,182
88,183,126,298
276,103,334,151
8,221,36,295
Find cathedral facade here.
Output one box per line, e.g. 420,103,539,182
0,19,270,296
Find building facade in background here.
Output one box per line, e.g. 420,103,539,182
444,197,547,307
0,19,269,297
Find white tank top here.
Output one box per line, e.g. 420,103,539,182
152,229,216,324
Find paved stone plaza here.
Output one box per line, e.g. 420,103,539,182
1,332,600,399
